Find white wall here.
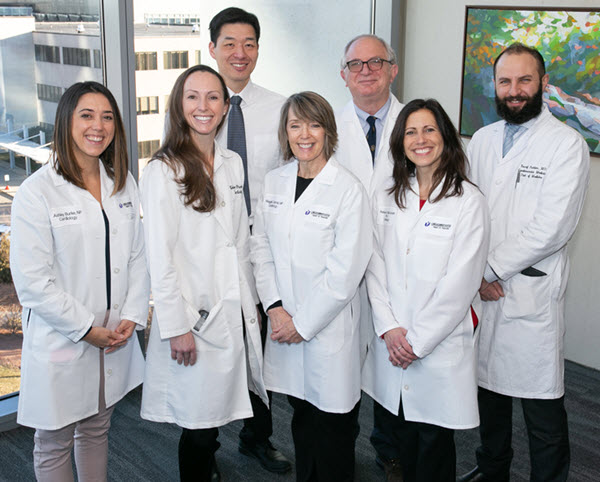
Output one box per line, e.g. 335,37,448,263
401,0,600,369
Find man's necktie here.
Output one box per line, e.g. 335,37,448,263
502,123,521,157
227,95,251,216
366,115,377,163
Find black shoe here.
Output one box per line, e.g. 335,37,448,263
239,440,292,474
457,466,488,482
375,455,403,482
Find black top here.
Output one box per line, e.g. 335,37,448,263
102,209,111,310
295,176,313,202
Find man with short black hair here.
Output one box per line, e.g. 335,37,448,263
208,7,291,475
459,43,590,482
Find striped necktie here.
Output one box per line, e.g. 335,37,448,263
227,95,251,216
366,115,377,163
502,123,522,157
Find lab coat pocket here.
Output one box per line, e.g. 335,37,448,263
31,319,85,364
503,274,551,321
312,309,346,355
412,238,451,282
191,300,231,351
51,220,84,255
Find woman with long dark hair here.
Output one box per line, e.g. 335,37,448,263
10,81,149,481
362,98,490,481
140,65,267,482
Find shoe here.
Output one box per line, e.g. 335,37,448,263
375,454,403,482
239,439,292,474
457,466,488,482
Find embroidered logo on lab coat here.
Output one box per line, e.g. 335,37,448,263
304,205,331,225
50,207,83,226
422,216,453,237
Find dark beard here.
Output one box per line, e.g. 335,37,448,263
495,85,544,124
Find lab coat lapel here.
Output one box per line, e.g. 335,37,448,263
212,149,234,240
293,157,338,209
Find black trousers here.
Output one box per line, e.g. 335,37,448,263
371,403,401,461
240,304,273,445
178,427,220,482
372,400,456,482
288,396,361,482
476,387,570,482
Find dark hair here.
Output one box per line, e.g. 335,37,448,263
154,65,229,212
493,42,546,79
278,92,338,161
209,7,260,44
389,98,470,209
52,81,128,195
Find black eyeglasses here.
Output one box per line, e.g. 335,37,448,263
345,57,393,72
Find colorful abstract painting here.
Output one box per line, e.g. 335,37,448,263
460,7,600,155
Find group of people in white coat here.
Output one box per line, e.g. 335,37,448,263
9,6,590,482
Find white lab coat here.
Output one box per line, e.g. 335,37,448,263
216,81,286,225
251,157,372,413
140,142,268,429
362,177,490,429
335,94,404,364
10,163,149,430
468,106,590,399
335,94,404,197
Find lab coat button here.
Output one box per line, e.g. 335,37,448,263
112,228,118,235
221,201,226,207
114,268,120,274
112,304,119,310
249,318,256,324
404,385,409,390
495,179,502,185
107,369,113,376
226,242,233,247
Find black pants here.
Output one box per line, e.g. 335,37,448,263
178,427,220,482
240,304,273,445
288,396,360,482
373,400,456,482
371,403,401,461
476,387,570,482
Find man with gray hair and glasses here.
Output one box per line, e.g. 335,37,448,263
335,34,404,482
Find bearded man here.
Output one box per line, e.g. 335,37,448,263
459,43,590,482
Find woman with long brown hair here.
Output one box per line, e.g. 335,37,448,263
362,98,490,481
10,81,149,481
140,65,267,482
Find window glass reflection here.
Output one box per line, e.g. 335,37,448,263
0,0,102,398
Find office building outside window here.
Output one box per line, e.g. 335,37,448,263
34,44,60,63
62,46,91,67
163,50,188,70
136,96,159,115
136,51,157,71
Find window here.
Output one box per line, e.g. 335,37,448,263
36,83,63,102
163,50,188,70
135,51,157,71
93,49,102,69
138,139,160,159
136,96,159,115
62,47,91,67
34,44,60,63
195,50,201,65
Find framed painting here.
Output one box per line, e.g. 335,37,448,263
459,6,600,155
